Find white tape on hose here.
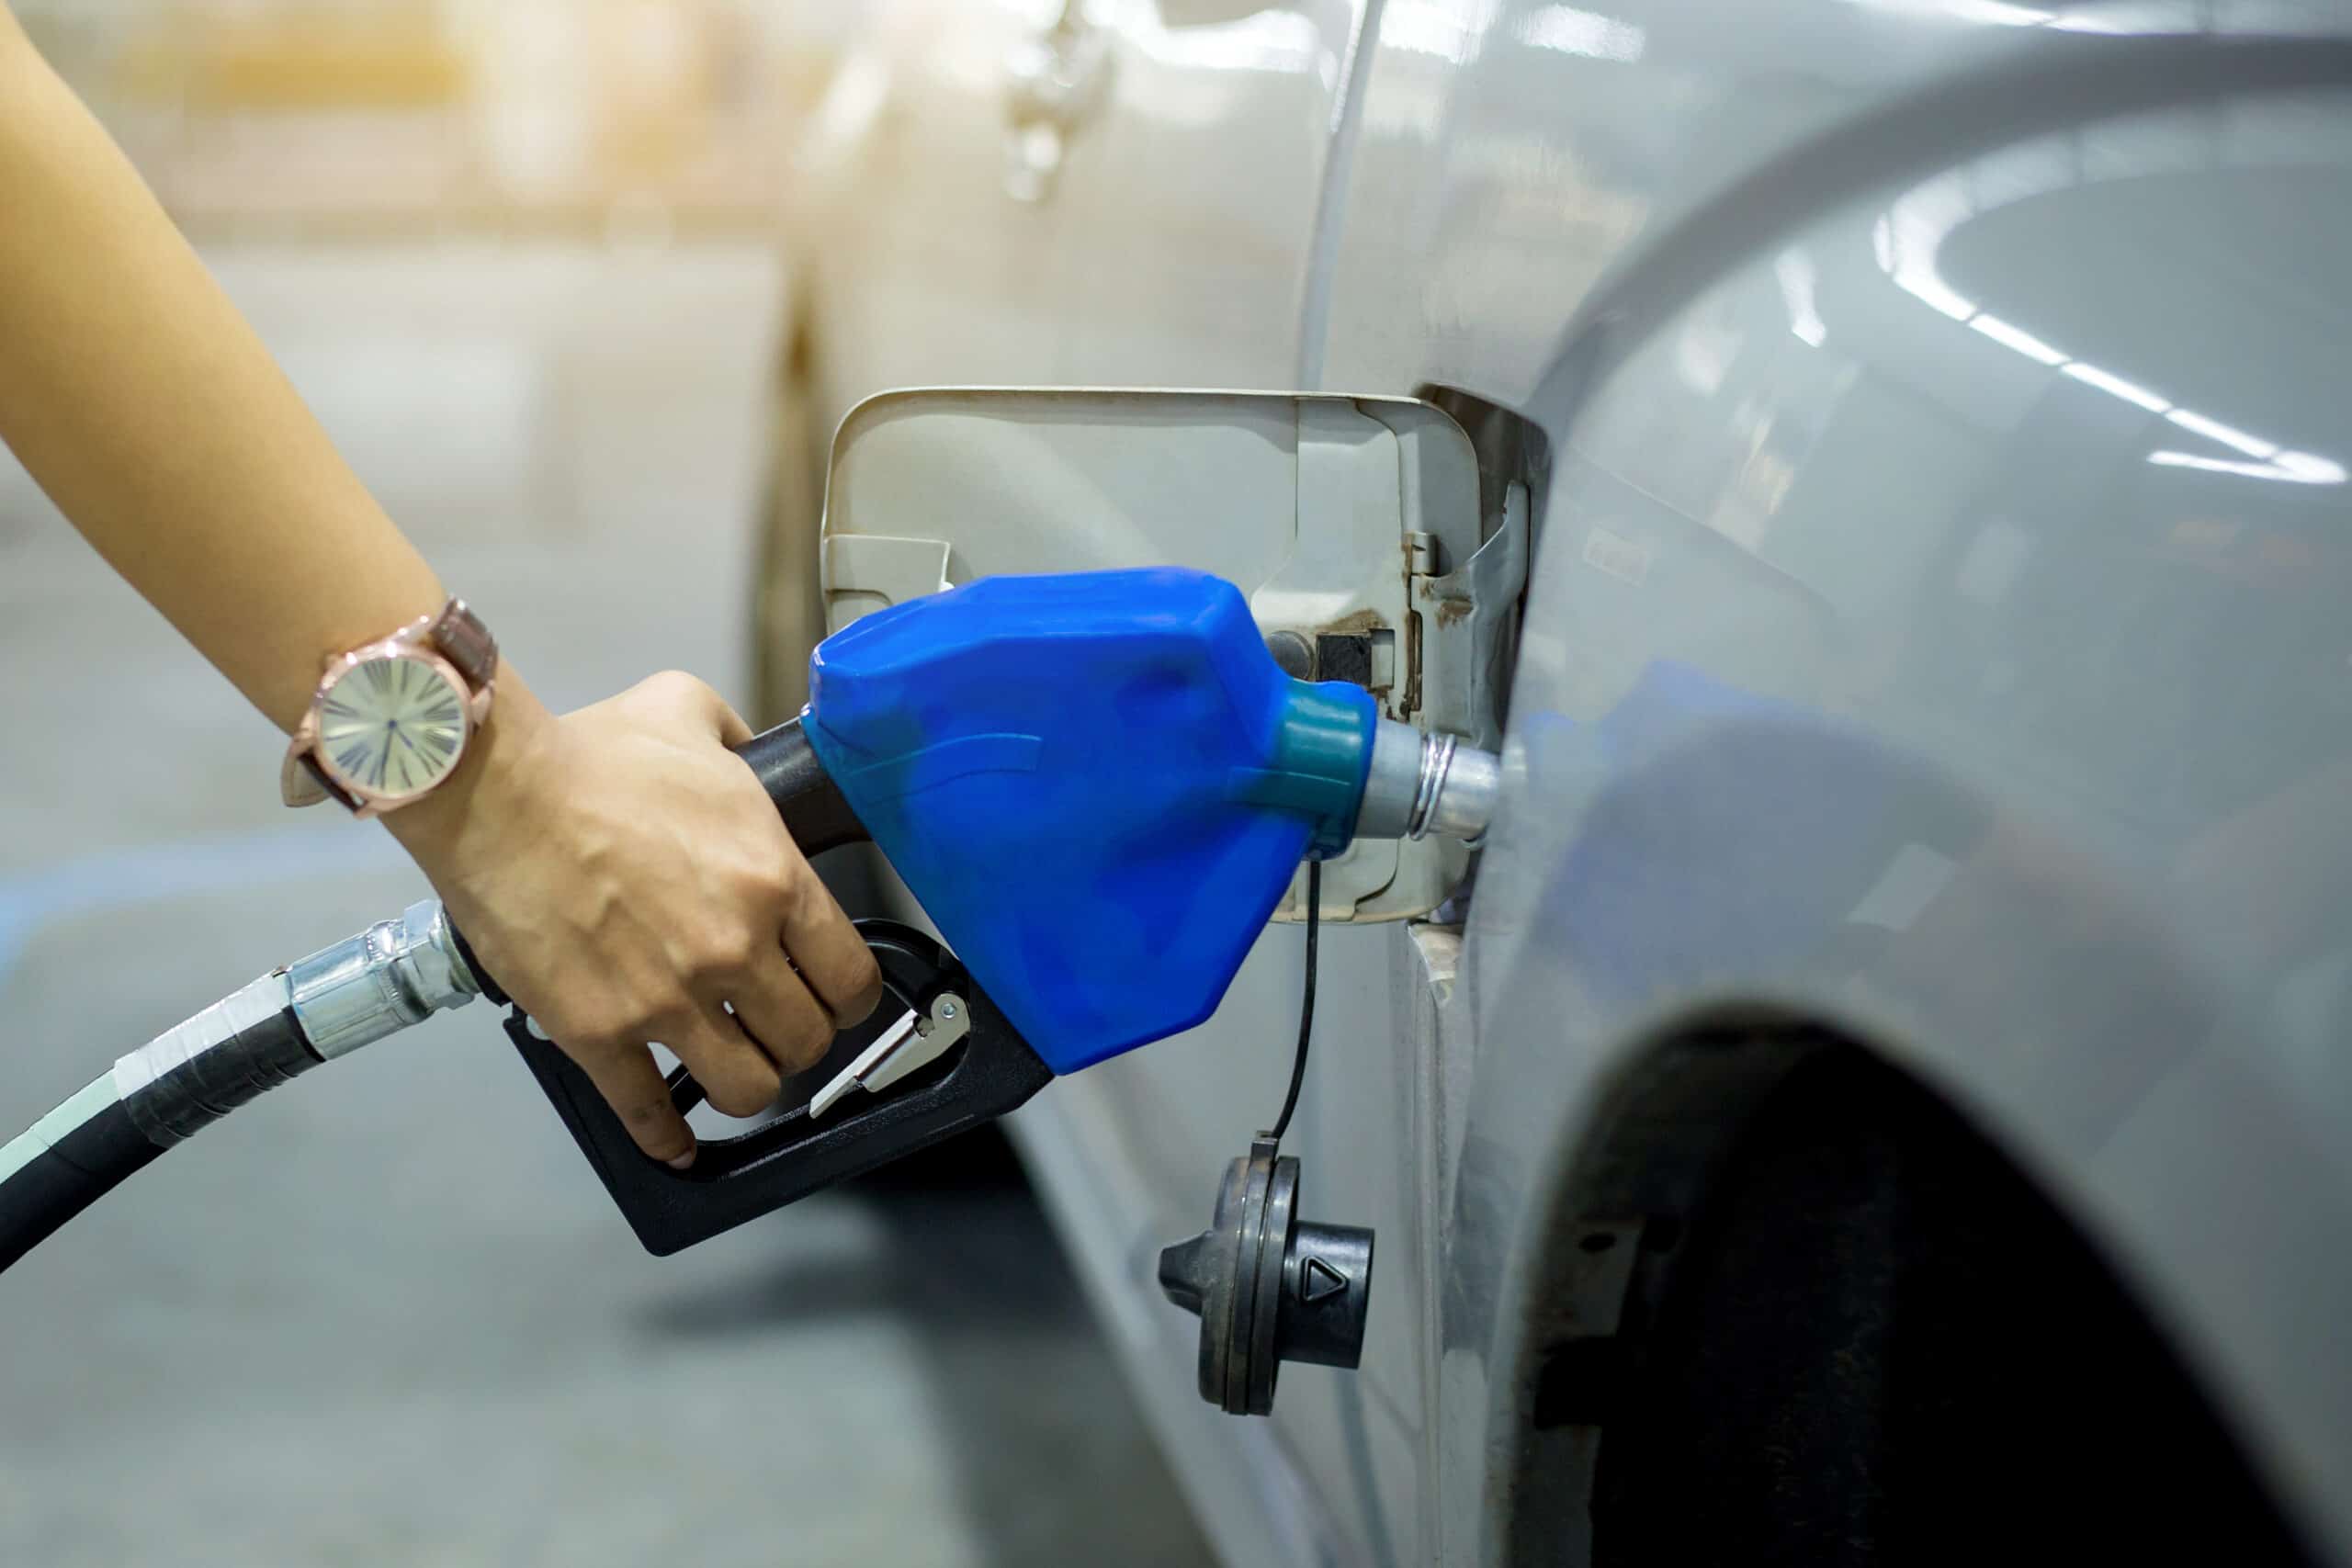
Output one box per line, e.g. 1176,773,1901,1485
111,971,289,1102
0,1074,119,1187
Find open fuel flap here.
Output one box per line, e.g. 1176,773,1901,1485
820,388,1524,922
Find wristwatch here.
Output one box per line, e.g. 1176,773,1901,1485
281,599,498,818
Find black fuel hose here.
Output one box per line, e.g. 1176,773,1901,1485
0,1093,162,1273
0,717,855,1278
0,981,320,1274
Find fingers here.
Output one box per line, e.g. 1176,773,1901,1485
569,1039,697,1168
665,1004,786,1120
540,669,871,1131
724,947,833,1076
781,870,884,1027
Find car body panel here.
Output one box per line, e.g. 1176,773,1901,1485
787,10,1375,1563
791,0,1358,391
780,3,2352,1563
1465,97,2352,1564
1042,0,1362,386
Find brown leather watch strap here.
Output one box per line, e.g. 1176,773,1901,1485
296,752,362,812
427,598,498,692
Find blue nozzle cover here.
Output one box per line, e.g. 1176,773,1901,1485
802,568,1374,1074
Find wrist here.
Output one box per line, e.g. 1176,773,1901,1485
382,663,553,863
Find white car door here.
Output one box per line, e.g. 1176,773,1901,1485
992,15,1496,1562
792,0,1359,397
796,8,1482,1563
1026,0,1358,387
819,382,1521,1568
788,0,1079,402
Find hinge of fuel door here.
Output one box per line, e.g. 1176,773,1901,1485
1278,478,1527,924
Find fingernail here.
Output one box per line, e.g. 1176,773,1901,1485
665,1145,697,1170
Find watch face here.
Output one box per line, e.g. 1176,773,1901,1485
316,655,469,799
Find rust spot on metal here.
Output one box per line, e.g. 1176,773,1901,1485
1402,611,1422,716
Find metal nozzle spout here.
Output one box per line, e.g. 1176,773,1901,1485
1352,721,1498,844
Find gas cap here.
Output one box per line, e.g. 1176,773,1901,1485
1156,1137,1374,1416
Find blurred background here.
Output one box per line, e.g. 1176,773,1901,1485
14,0,844,233
0,4,1211,1563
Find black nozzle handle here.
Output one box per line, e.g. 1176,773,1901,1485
509,919,1054,1254
734,714,869,859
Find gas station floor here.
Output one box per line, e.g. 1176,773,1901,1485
0,241,1213,1567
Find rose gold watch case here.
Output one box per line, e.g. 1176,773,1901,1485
283,617,496,818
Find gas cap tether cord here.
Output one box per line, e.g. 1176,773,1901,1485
1265,861,1319,1145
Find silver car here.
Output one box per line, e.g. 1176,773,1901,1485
758,3,2352,1562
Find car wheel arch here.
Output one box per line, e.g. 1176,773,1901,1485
1473,1010,2321,1567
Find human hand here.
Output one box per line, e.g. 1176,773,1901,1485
388,671,882,1166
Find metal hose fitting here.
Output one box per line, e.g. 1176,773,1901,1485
107,901,479,1149
287,898,482,1059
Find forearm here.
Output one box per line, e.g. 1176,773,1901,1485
0,12,471,733
0,13,876,1151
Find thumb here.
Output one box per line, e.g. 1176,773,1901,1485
704,687,754,750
